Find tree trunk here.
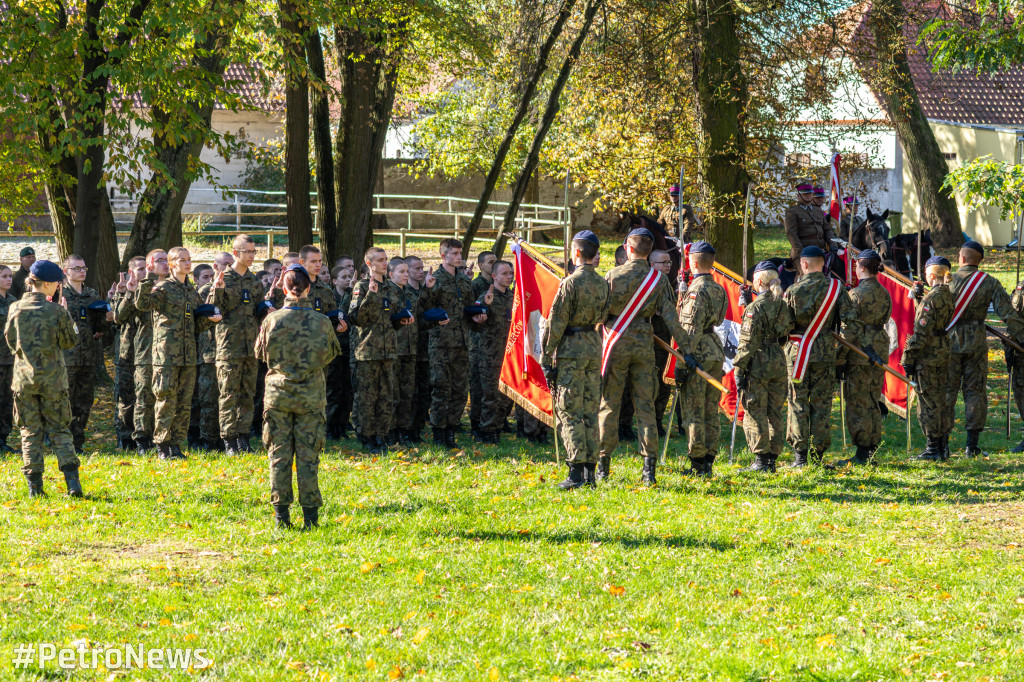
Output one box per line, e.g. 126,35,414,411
689,0,751,273
868,0,961,248
493,0,602,259
462,0,578,254
280,0,313,250
308,29,338,264
39,119,78,260
331,21,405,259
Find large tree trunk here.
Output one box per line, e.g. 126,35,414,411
307,29,338,264
39,117,78,259
689,0,751,273
868,0,961,248
462,0,578,254
493,0,602,259
331,21,405,259
280,0,313,250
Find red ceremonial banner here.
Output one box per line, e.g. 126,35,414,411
499,243,562,427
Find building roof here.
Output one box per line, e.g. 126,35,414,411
128,63,285,113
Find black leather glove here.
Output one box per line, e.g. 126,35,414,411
836,363,849,382
542,364,557,387
683,353,700,370
682,269,692,286
737,285,753,307
911,281,925,301
903,362,917,382
864,345,885,366
735,371,748,392
1003,342,1020,367
674,363,692,386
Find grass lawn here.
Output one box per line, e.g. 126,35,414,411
2,226,1024,681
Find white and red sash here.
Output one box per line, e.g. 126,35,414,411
945,270,987,331
788,278,842,383
600,268,662,375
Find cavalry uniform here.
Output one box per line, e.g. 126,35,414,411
784,190,834,262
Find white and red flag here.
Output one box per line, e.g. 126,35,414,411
828,152,843,223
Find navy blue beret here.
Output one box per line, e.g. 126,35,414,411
256,300,274,315
690,240,715,255
962,240,984,255
925,256,951,269
30,260,64,283
857,249,881,261
195,304,220,318
573,230,600,246
422,308,449,323
285,263,309,275
464,304,488,316
627,227,653,241
87,300,112,312
390,308,414,322
800,246,825,259
327,309,348,323
753,260,777,274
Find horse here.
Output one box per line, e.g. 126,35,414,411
888,229,934,280
849,208,892,262
621,211,682,283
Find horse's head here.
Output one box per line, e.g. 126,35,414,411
866,208,891,259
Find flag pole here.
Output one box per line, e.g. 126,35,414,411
660,391,676,465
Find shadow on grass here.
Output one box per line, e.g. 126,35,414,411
440,528,735,552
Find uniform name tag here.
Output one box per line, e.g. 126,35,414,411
79,306,87,321
185,303,192,318
242,290,251,304
383,297,391,314
314,297,322,312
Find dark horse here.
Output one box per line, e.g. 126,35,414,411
889,229,934,280
848,208,892,262
621,211,682,283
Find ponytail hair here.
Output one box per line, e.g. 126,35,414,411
926,264,952,285
754,269,783,298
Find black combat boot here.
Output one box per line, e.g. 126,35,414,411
790,450,809,468
170,444,187,460
0,440,16,455
376,436,390,454
584,463,597,488
557,463,586,490
683,457,705,476
444,427,458,449
742,454,772,472
209,438,226,452
61,464,83,498
236,435,253,453
302,506,319,529
1012,438,1024,453
187,426,202,450
224,437,240,456
767,455,779,473
596,456,611,481
471,419,483,442
26,471,45,497
136,436,153,455
640,457,658,485
916,437,942,461
398,429,412,445
701,455,715,478
965,430,985,458
836,445,872,467
407,428,422,444
274,505,291,528
156,443,173,460
941,436,951,462
360,435,380,454
432,427,446,447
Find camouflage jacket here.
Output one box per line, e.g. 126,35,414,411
197,283,217,364
784,202,834,260
135,275,213,367
115,290,156,366
949,265,1024,354
677,273,728,367
541,264,609,364
838,276,892,366
11,266,30,301
471,285,514,358
421,266,476,350
208,268,263,360
0,292,18,366
111,291,138,366
62,284,110,367
5,292,79,394
604,258,688,349
348,276,398,361
734,289,792,380
783,271,859,365
333,288,351,356
407,284,431,356
268,280,334,315
902,283,953,367
255,295,340,414
468,274,493,354
392,282,424,357
658,204,679,238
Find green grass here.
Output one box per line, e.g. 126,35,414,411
1,225,1023,680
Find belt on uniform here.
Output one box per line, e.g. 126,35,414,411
564,325,600,336
702,326,716,335
935,329,947,337
864,323,885,331
606,314,651,325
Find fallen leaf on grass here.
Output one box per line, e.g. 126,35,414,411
815,633,836,649
874,558,891,565
607,584,625,596
414,570,425,585
360,561,379,574
488,667,500,681
388,665,403,679
285,660,305,671
412,627,430,645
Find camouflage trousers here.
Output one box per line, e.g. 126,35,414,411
153,364,196,445
430,346,469,428
844,363,885,448
479,352,512,432
741,374,786,456
252,362,267,436
945,348,988,432
469,342,483,427
915,362,951,439
114,363,135,442
678,362,724,459
413,358,431,433
264,408,325,508
66,364,96,451
599,334,660,460
355,359,394,438
392,355,416,431
1009,353,1024,421
190,363,220,442
787,361,835,454
217,357,257,440
133,364,155,440
0,363,13,443
554,356,602,465
325,353,352,438
15,390,79,475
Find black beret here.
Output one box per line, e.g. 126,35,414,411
627,227,653,240
689,240,715,254
195,304,220,318
962,240,984,255
800,246,825,259
572,230,600,246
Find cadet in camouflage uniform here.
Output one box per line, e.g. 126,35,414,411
472,259,514,445
4,260,82,497
0,265,18,454
944,240,1024,456
469,250,496,440
598,228,691,484
540,231,610,489
112,257,146,451
734,262,793,473
256,265,342,530
421,238,486,448
649,250,675,434
1008,277,1024,452
62,255,112,453
266,245,334,315
349,247,398,453
673,241,728,478
783,246,860,466
388,258,423,444
192,263,221,450
10,247,35,300
784,184,834,271
133,247,221,460
208,236,264,454
902,256,955,461
326,266,354,439
405,256,432,441
834,250,891,467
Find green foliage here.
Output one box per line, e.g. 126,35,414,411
942,155,1024,221
0,136,47,225
922,0,1024,73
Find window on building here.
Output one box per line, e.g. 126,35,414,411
943,152,957,161
787,152,811,167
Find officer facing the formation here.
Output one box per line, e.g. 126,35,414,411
256,265,342,530
674,241,728,478
541,230,610,489
784,184,834,269
4,260,82,497
902,256,955,462
945,240,1024,457
472,260,515,445
834,249,891,467
733,261,793,473
783,246,860,466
